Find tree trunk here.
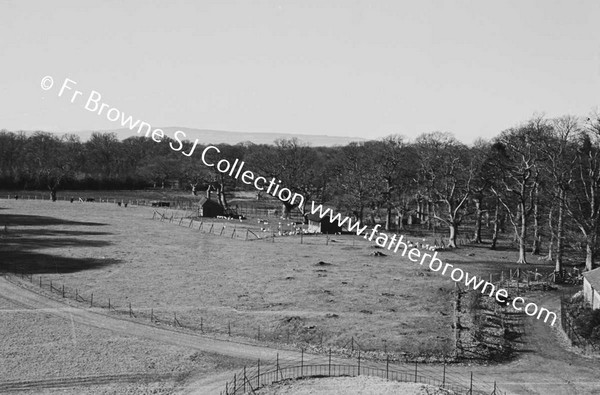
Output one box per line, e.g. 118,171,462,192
426,200,432,230
490,201,499,250
191,183,197,196
50,188,57,202
472,198,483,243
585,235,596,271
385,206,392,231
448,223,457,248
531,189,540,255
517,202,528,264
544,207,554,262
397,210,404,230
281,201,294,220
555,189,565,271
218,186,228,209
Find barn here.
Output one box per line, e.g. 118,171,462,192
305,213,343,234
197,197,224,217
582,267,600,310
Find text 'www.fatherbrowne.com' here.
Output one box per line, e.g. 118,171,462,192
308,202,558,327
41,75,557,327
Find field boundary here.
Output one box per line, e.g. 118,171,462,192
219,352,507,395
560,297,600,353
4,270,402,362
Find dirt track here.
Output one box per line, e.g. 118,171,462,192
1,276,599,395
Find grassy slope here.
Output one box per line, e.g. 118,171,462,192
1,199,458,358
0,292,249,393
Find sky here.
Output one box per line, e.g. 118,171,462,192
1,0,599,144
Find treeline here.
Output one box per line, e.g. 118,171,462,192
2,113,600,270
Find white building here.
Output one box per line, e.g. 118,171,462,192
582,267,600,310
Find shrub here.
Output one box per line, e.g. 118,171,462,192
573,307,600,338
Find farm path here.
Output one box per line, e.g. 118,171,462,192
2,277,599,395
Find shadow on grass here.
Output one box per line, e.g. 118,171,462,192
0,213,107,227
13,229,113,236
0,213,119,274
2,251,120,274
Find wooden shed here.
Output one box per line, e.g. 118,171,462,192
583,267,600,310
305,213,343,234
197,197,224,217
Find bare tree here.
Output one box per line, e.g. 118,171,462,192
489,119,550,263
415,132,473,248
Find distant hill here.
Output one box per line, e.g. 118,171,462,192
62,127,367,147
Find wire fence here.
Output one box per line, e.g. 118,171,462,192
150,209,360,246
3,269,412,362
220,351,507,395
560,297,600,353
2,193,301,221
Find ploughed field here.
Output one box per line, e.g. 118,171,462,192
1,198,459,359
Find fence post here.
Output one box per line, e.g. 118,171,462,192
243,366,246,393
233,374,236,395
40,276,42,287
129,302,132,317
386,355,389,380
228,321,231,336
414,361,418,383
90,293,93,307
257,359,260,388
357,351,361,376
50,280,52,292
301,348,304,377
151,308,154,322
62,285,65,298
108,298,111,310
201,317,203,332
470,371,473,394
220,226,225,236
442,363,446,387
329,349,332,376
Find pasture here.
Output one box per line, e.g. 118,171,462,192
0,197,465,359
0,282,249,394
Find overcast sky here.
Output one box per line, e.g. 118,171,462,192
1,0,599,144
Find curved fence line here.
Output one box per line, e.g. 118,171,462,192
220,355,507,395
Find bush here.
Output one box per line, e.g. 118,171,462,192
573,307,600,339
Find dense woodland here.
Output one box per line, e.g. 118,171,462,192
2,113,600,272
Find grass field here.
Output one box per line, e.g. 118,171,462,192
0,198,463,360
0,290,249,394
1,192,567,362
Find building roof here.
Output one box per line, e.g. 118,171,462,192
583,267,600,290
